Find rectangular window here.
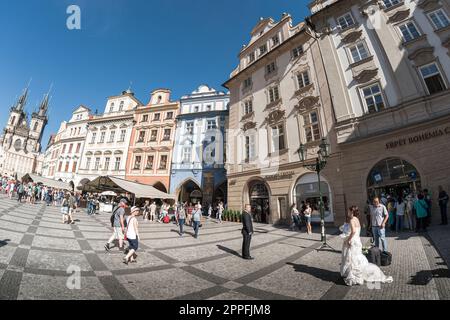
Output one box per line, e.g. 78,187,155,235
94,158,100,170
154,113,161,121
62,144,66,154
163,129,171,140
303,111,321,143
297,71,311,88
166,112,173,119
399,21,421,42
382,0,402,9
272,35,280,47
150,129,158,141
428,9,450,30
182,147,192,163
159,155,168,170
142,115,149,122
119,130,126,142
269,86,280,103
266,62,276,75
90,132,97,144
145,155,154,169
137,131,146,143
134,156,142,170
114,157,121,171
86,157,91,170
245,135,256,161
349,41,370,63
259,44,267,56
65,162,70,172
76,143,81,153
186,122,194,135
109,131,116,143
244,100,253,115
104,157,110,171
99,131,106,143
206,105,212,111
243,77,252,89
419,63,446,94
337,12,355,29
207,120,217,130
292,45,304,58
249,52,256,63
68,144,73,154
271,125,285,152
58,162,63,172
72,162,77,173
362,83,386,113
194,106,199,112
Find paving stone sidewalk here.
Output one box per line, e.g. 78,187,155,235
0,196,449,300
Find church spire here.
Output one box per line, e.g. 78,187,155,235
15,86,29,111
38,84,52,117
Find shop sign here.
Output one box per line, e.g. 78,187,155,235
386,125,450,150
264,171,294,181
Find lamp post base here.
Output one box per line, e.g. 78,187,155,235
316,241,336,252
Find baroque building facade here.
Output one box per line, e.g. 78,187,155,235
307,0,450,222
224,14,339,224
170,85,229,205
77,89,141,185
125,89,179,193
0,87,48,176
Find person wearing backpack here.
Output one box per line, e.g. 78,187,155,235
123,206,140,265
105,199,128,252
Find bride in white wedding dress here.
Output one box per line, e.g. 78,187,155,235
340,206,393,286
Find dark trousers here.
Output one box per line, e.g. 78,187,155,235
178,219,185,235
193,221,200,238
242,233,252,258
416,217,427,232
440,205,448,225
17,192,23,202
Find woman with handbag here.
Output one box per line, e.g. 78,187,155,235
123,206,140,265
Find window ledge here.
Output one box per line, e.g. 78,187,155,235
383,2,405,13
349,55,374,69
264,70,278,81
241,111,255,122
268,148,289,158
265,99,282,111
338,23,360,34
402,34,427,48
435,24,450,35
294,83,315,97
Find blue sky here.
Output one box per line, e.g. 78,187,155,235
0,0,310,149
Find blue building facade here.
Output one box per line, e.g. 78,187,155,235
170,85,229,207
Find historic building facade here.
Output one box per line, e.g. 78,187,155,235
224,14,339,224
125,89,179,193
0,87,49,176
308,0,450,222
42,106,91,187
170,85,229,205
77,89,140,184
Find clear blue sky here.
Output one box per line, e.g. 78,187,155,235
0,0,310,149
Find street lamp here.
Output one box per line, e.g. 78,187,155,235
298,138,331,250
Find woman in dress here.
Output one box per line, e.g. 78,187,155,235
304,203,312,235
340,206,393,286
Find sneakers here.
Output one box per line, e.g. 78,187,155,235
104,243,111,252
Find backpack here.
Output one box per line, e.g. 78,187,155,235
381,251,392,266
110,207,119,227
367,247,381,267
163,215,170,224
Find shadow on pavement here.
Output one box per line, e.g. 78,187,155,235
0,239,11,248
409,269,450,286
217,245,241,258
286,262,345,284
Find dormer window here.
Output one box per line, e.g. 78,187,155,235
337,12,355,30
119,101,124,111
206,105,212,111
157,96,162,104
194,106,199,113
259,44,268,56
110,103,115,113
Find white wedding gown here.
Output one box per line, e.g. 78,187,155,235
340,224,393,286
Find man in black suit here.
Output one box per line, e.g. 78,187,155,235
242,204,254,260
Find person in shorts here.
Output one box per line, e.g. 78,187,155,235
105,199,128,252
123,206,140,265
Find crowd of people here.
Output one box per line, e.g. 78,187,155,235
289,201,313,235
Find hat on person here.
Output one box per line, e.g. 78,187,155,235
130,206,140,214
119,198,128,205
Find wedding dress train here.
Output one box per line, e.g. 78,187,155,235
340,224,393,286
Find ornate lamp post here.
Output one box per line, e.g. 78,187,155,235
298,138,332,250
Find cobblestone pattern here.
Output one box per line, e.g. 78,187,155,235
0,196,449,300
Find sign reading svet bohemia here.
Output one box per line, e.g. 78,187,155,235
386,125,450,150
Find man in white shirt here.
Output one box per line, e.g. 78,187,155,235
149,201,157,222
369,197,389,252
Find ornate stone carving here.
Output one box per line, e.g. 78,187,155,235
353,68,378,83
341,30,363,44
387,9,410,24
417,0,441,11
297,96,320,112
240,111,254,122
242,122,257,132
293,83,314,98
266,110,285,125
408,47,435,65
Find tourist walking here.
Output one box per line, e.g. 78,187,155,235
105,199,128,252
192,204,202,239
149,201,157,222
438,186,449,225
369,197,389,252
61,194,70,224
143,200,150,220
304,203,312,235
177,203,186,237
17,183,24,203
123,206,140,265
68,192,76,224
414,194,429,232
395,196,406,232
207,204,212,219
340,206,393,286
217,201,224,224
241,204,254,260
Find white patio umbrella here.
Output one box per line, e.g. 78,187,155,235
100,191,117,197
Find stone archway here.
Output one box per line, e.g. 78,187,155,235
153,182,168,193
245,179,271,224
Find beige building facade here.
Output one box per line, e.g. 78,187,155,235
224,14,340,224
308,0,450,224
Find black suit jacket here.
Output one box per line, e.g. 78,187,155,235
242,211,254,235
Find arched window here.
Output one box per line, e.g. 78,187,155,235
33,122,38,131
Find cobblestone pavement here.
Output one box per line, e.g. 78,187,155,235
0,196,449,300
